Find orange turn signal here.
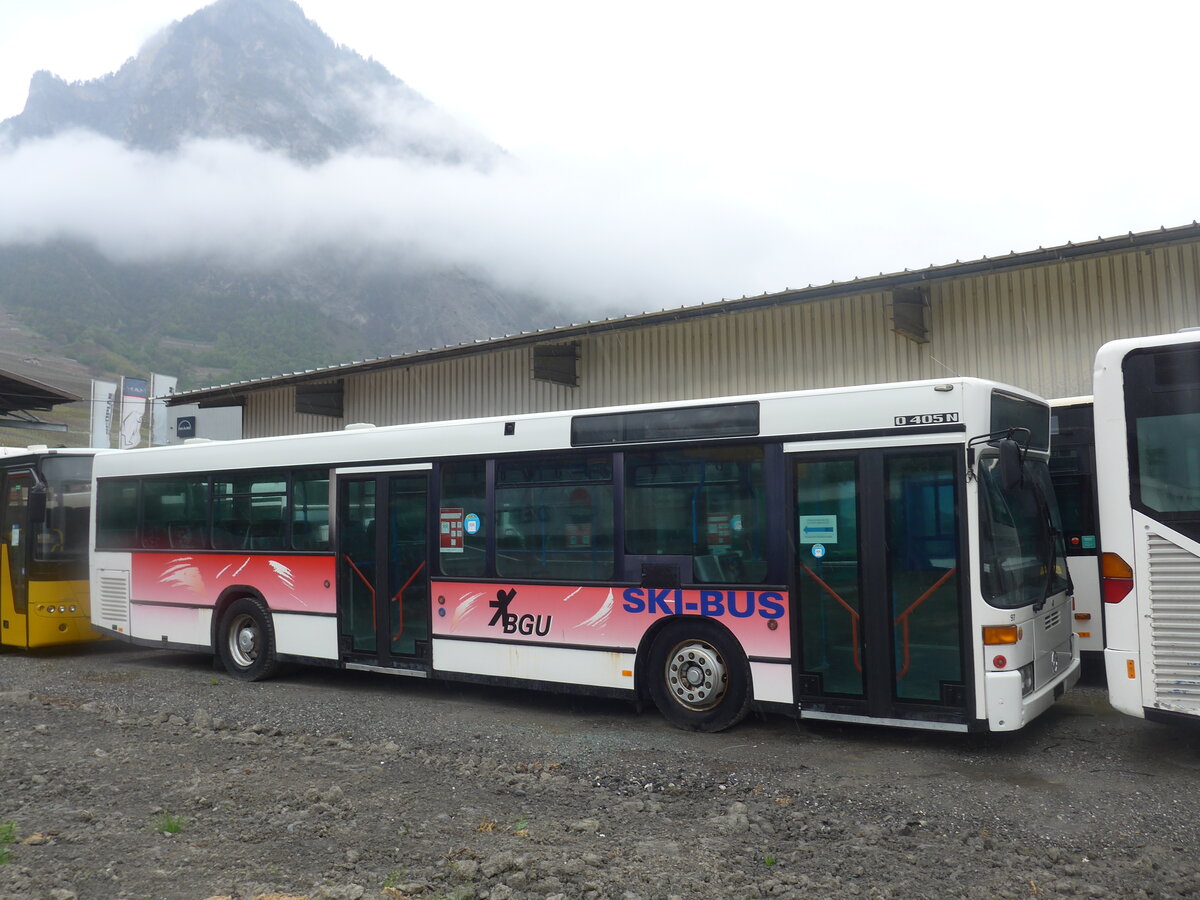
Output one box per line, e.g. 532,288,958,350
982,625,1020,645
1102,552,1135,604
1102,552,1133,579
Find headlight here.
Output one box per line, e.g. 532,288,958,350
1019,662,1035,696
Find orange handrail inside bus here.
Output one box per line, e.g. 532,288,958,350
390,560,426,641
801,563,862,673
342,553,377,628
894,566,957,679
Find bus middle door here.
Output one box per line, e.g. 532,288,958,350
336,469,432,671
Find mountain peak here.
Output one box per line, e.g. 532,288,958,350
1,0,496,165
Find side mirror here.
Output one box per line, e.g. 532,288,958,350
997,438,1023,491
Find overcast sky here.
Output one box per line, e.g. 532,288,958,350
1,0,1199,313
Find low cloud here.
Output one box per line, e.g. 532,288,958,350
5,125,1197,321
0,130,796,313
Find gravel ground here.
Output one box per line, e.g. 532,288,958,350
1,644,1198,900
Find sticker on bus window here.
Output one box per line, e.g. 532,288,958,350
464,513,481,536
707,513,732,548
565,522,592,548
440,508,464,552
799,514,837,544
811,543,827,559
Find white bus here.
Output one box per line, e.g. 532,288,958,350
90,377,1078,732
1049,397,1104,659
1095,330,1200,722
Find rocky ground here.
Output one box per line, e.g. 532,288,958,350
1,645,1198,900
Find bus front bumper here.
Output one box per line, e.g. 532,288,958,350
985,650,1081,732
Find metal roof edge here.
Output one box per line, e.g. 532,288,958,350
168,220,1200,406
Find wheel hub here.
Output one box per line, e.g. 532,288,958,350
237,628,257,655
666,640,728,711
228,613,260,667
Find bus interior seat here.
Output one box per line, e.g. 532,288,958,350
142,527,169,549
248,519,285,549
693,554,724,583
168,521,207,550
212,520,250,550
291,520,317,550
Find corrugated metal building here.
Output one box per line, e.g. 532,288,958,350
171,223,1200,438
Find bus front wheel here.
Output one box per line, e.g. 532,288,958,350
647,620,751,732
217,597,279,682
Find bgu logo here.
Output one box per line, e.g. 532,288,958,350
488,588,552,637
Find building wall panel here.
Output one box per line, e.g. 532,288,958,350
237,239,1200,438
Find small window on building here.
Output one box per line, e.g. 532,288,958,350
532,342,579,387
295,381,345,417
891,287,930,343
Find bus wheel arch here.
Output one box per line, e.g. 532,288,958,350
214,589,279,682
637,616,752,732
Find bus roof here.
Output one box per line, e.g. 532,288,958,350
93,376,1047,479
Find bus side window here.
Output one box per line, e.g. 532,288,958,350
495,456,615,582
95,479,139,549
439,461,487,577
291,470,331,551
142,475,208,551
625,446,767,584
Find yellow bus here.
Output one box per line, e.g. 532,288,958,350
1,447,98,649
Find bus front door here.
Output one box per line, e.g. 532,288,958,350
337,472,432,670
789,449,969,728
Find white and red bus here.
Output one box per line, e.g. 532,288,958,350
1095,330,1200,722
90,377,1078,732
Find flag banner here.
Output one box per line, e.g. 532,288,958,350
89,379,117,449
149,373,179,446
118,377,149,450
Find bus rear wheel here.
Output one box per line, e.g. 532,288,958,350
217,597,279,681
647,620,751,732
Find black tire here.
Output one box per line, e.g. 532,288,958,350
216,597,279,681
646,619,751,732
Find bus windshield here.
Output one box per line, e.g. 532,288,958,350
1132,411,1200,516
35,456,94,562
978,456,1070,609
1123,344,1200,543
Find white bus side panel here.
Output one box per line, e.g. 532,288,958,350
1129,515,1200,718
1103,569,1144,719
273,613,338,661
1066,556,1104,654
433,639,636,692
750,661,792,704
135,604,214,649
